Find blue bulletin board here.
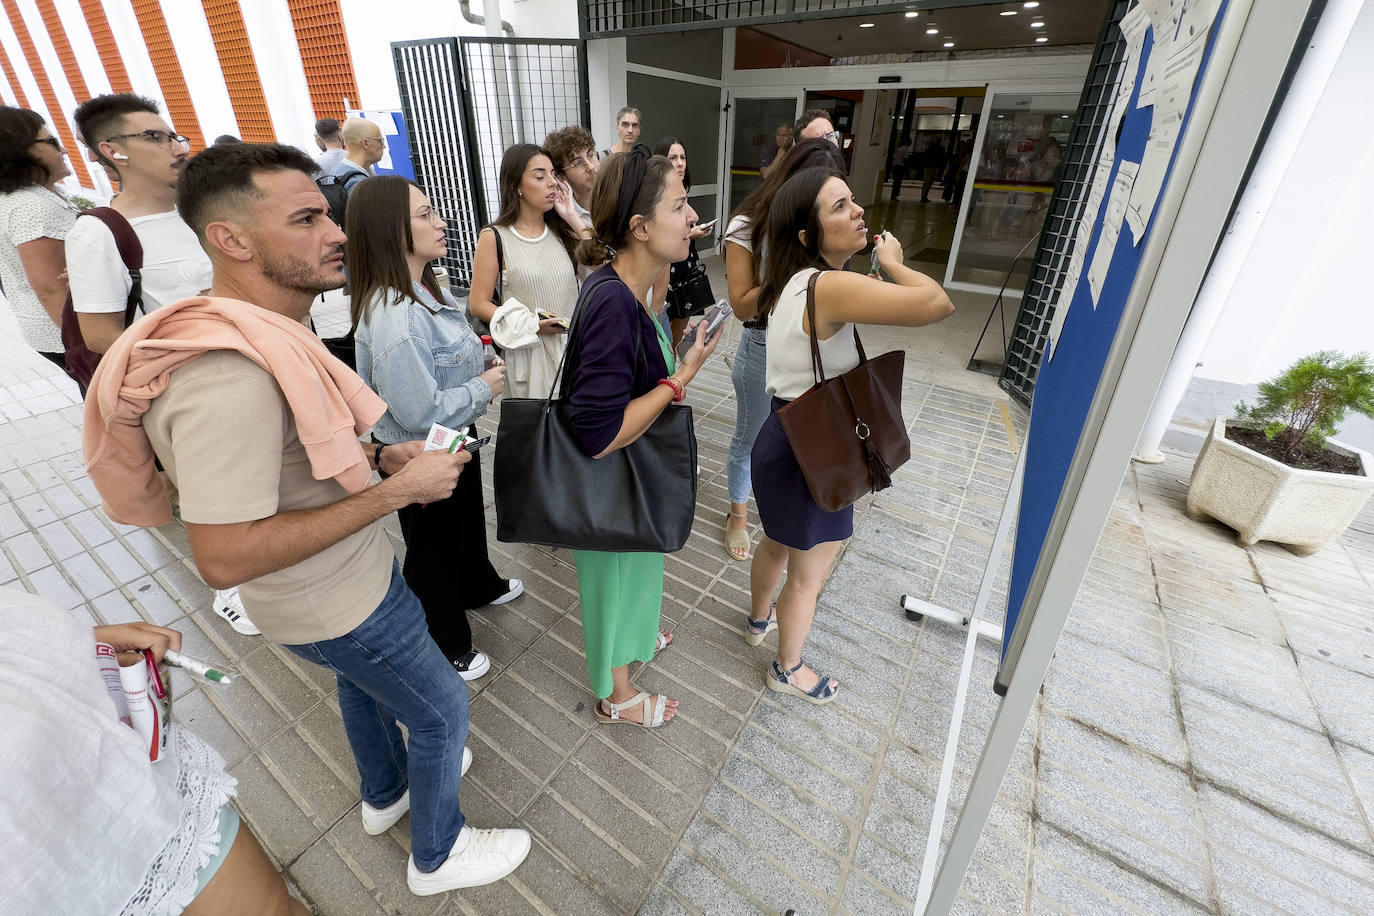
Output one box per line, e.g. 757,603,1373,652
997,0,1232,691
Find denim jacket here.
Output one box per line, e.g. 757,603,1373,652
356,281,492,443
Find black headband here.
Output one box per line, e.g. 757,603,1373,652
612,142,654,238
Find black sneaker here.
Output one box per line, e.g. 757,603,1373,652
451,649,491,680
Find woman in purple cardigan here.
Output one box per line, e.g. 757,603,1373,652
564,144,719,728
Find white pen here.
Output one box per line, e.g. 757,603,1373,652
163,649,234,686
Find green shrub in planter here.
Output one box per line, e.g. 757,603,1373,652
1235,350,1374,467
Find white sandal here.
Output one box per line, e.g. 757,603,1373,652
594,691,670,728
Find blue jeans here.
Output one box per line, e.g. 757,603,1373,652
727,327,772,504
284,561,468,871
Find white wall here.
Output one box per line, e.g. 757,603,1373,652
1189,2,1374,449
342,0,579,113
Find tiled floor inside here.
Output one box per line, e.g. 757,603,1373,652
2,244,1372,914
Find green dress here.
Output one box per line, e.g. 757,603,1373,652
572,319,676,699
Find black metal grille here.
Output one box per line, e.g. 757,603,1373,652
998,1,1133,407
579,0,971,37
459,38,589,225
392,38,485,288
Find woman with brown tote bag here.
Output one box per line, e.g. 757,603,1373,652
747,167,953,704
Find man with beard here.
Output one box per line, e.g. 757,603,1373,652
68,93,258,636
112,142,532,894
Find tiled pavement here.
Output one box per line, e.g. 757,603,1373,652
3,279,1373,915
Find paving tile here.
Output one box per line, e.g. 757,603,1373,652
1032,824,1209,916
5,530,50,574
681,813,829,914
658,847,762,915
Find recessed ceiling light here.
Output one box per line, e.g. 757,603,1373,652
1001,9,1018,15
1035,36,1049,42
905,10,919,17
1024,1,1040,7
860,22,875,28
1030,21,1045,28
943,40,955,47
926,27,939,34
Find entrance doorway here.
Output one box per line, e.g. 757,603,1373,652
724,92,802,214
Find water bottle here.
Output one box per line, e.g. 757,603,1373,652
480,335,499,371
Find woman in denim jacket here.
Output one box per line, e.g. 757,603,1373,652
348,176,522,681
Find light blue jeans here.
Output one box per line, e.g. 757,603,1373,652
284,562,469,871
727,327,772,505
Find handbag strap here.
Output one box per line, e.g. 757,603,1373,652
803,269,868,387
551,273,622,403
487,226,505,305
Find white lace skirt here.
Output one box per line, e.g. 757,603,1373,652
119,727,238,916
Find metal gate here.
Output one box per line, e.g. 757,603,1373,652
391,37,588,288
459,38,589,223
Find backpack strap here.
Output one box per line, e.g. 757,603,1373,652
80,207,144,328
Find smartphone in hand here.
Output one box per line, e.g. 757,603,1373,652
696,218,719,234
676,299,732,361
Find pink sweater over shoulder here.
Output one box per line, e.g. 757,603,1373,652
83,296,386,527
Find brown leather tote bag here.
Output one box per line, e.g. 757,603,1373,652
777,271,910,512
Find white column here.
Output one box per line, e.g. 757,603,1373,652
1132,0,1367,463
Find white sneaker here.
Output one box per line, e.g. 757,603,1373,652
213,588,259,635
361,746,473,835
407,825,532,895
488,578,523,605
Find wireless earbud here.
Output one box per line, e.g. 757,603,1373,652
112,152,128,160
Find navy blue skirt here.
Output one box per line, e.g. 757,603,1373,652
751,397,854,550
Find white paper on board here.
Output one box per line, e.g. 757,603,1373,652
1125,4,1215,238
1087,161,1139,305
1136,0,1184,108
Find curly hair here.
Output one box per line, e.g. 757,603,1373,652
0,107,51,194
543,125,596,173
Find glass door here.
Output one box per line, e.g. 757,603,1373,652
946,90,1076,292
723,92,803,216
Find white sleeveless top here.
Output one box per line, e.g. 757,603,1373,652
765,267,861,399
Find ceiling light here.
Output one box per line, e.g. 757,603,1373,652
1030,21,1045,28
1001,9,1018,15
860,22,875,28
943,40,955,47
1024,1,1040,7
926,27,939,34
905,11,919,17
1035,36,1048,42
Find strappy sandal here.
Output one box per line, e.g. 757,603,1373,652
654,630,673,657
743,603,777,647
724,510,751,562
766,659,839,705
595,691,671,728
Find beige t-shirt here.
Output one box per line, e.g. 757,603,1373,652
143,351,393,644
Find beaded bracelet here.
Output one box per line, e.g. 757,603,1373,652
657,376,684,403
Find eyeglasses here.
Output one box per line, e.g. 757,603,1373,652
362,137,387,148
565,151,599,174
825,131,842,143
33,137,62,151
412,206,445,226
103,129,191,149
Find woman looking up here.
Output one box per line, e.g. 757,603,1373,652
718,137,845,570
749,167,953,703
651,136,716,348
565,145,720,727
349,176,522,682
0,107,78,370
469,144,583,398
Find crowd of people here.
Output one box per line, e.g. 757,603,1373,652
0,95,952,911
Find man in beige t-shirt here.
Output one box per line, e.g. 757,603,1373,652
149,142,531,895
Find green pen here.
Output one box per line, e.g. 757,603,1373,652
163,649,234,686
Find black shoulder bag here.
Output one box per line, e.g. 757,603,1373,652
493,276,698,552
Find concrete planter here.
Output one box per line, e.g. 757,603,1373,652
1186,417,1374,555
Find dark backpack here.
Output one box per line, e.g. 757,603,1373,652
317,174,351,227
60,208,142,394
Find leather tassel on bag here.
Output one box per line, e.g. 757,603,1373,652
864,435,894,492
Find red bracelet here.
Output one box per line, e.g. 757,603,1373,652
657,377,684,403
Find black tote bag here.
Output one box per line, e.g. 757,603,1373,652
493,277,697,552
